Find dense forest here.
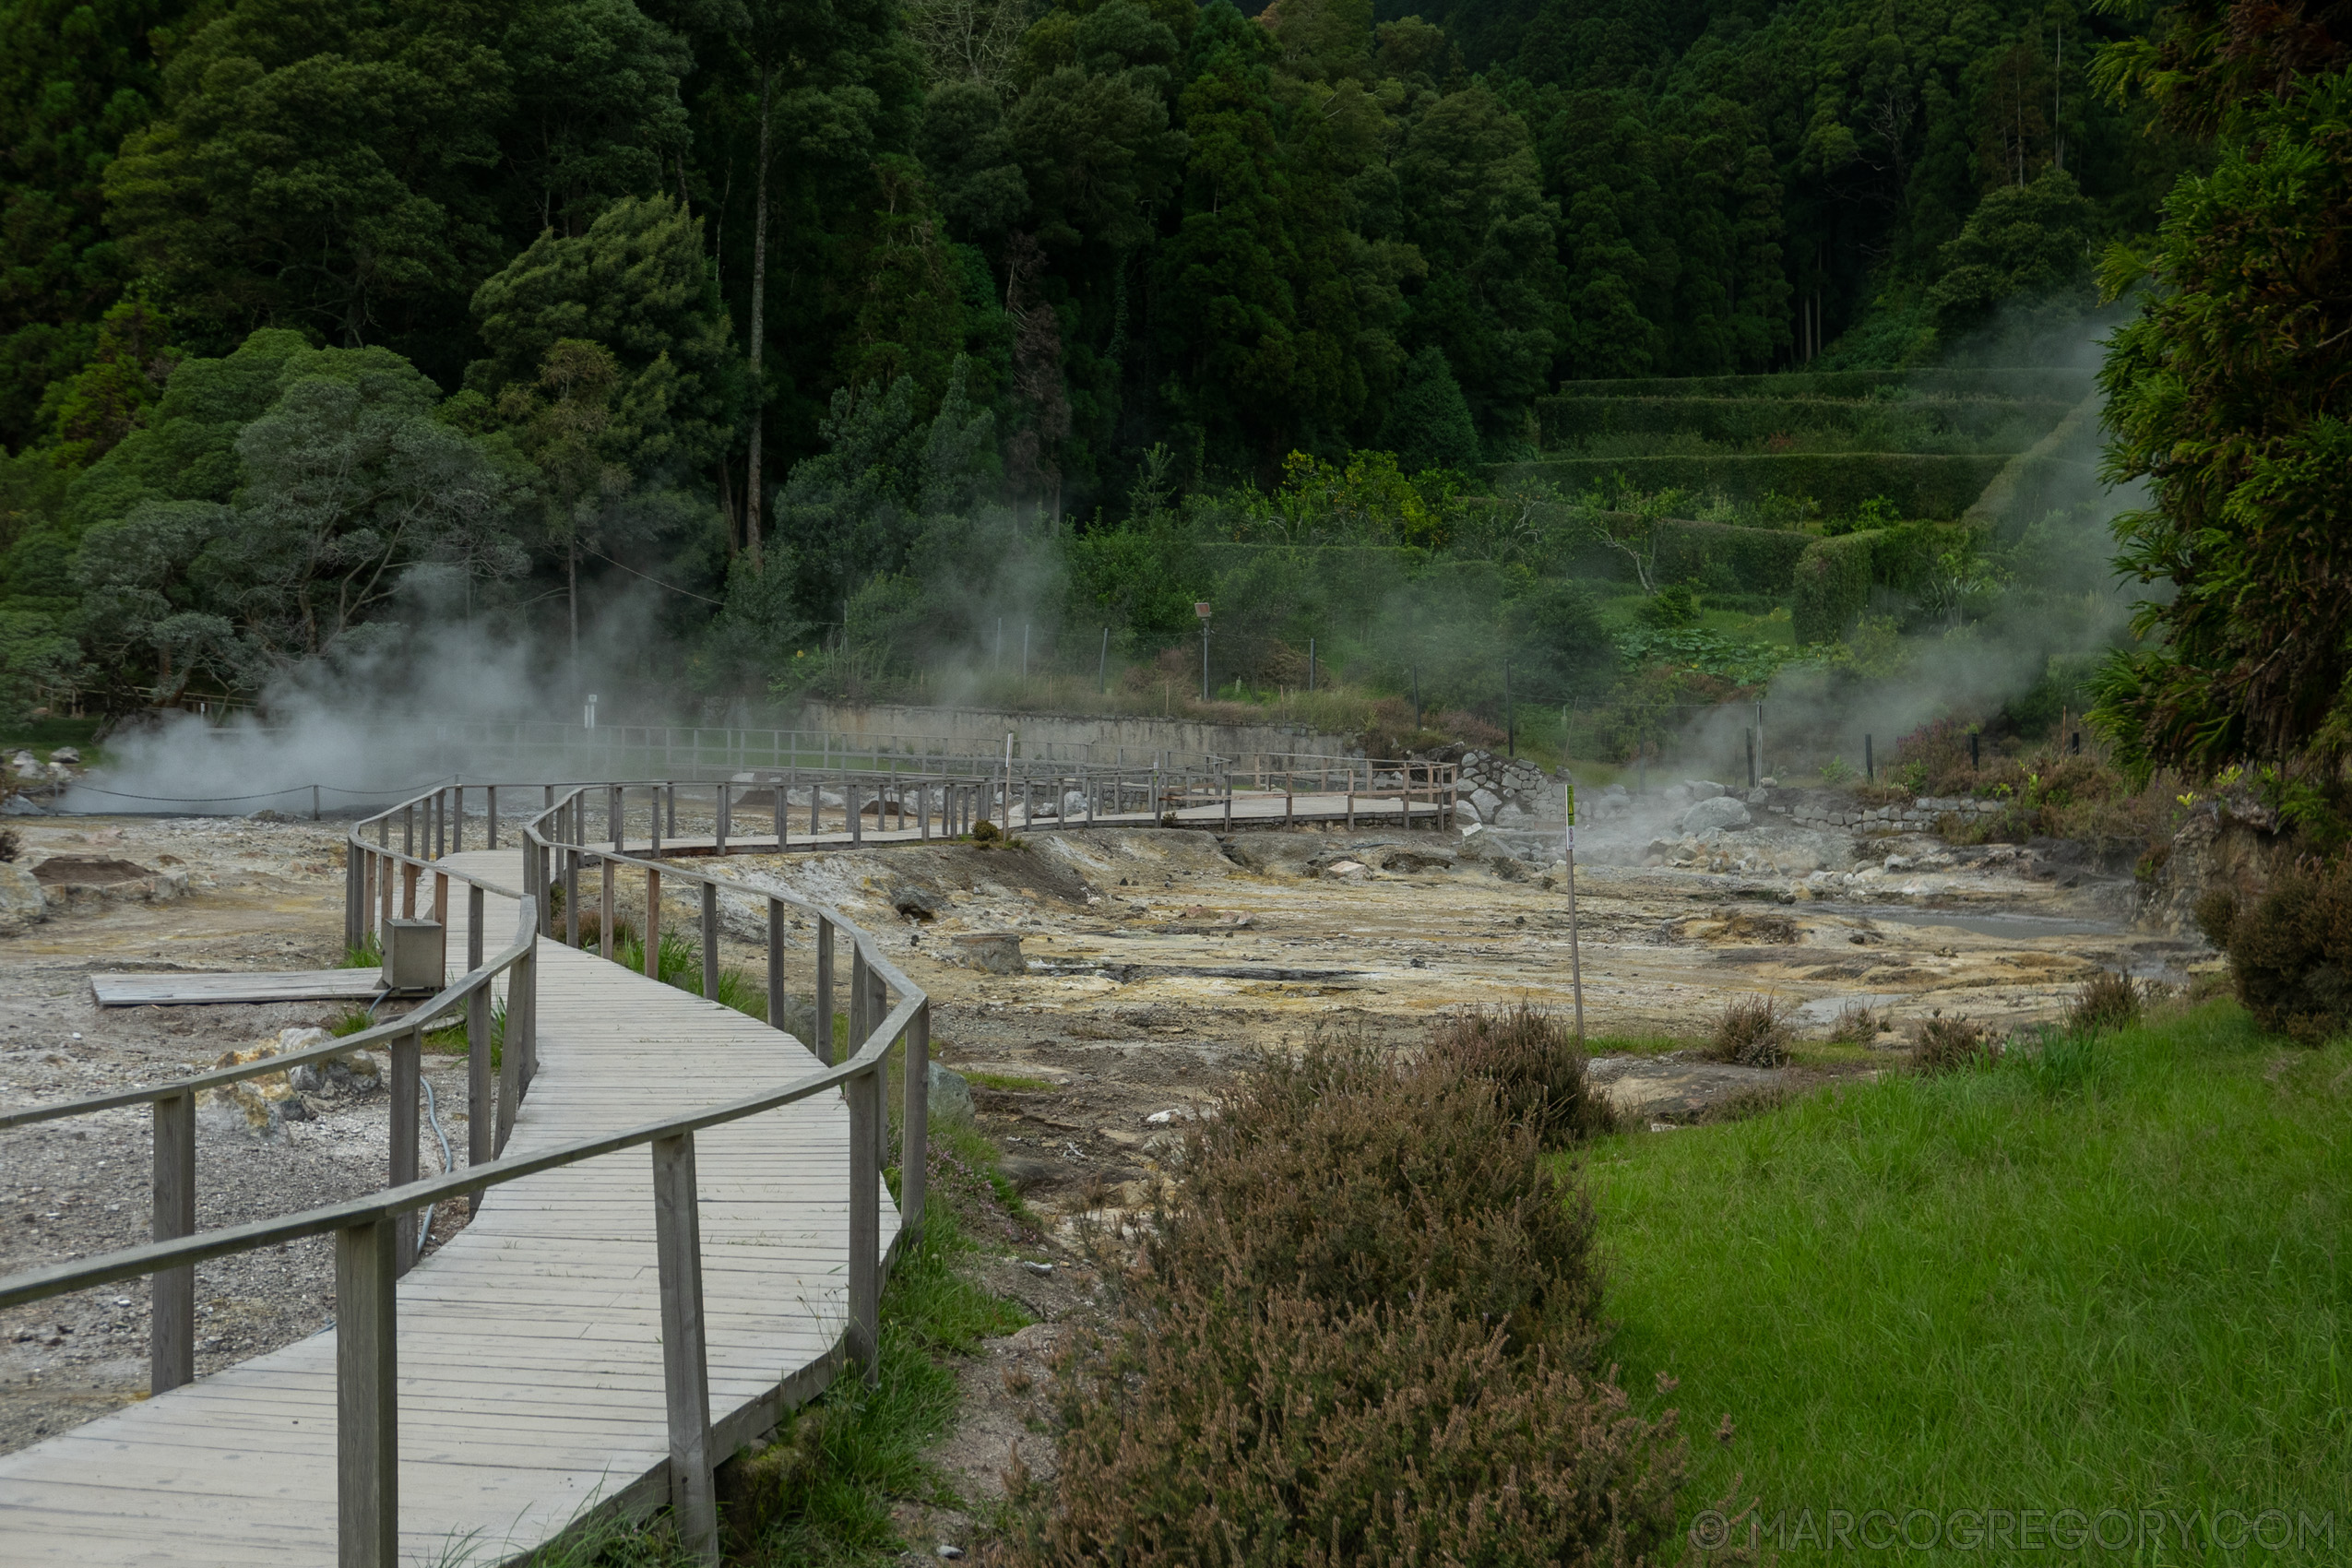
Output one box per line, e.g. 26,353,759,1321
0,0,2316,765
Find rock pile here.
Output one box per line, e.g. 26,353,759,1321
203,1027,383,1139
1776,791,2005,832
1446,749,1552,825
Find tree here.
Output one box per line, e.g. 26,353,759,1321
2092,53,2352,775
469,195,735,475
1377,346,1479,473
498,0,695,236
1926,167,2096,340
101,0,514,376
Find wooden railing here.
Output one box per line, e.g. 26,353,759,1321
0,779,932,1568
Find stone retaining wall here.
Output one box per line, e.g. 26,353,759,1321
1775,790,2006,833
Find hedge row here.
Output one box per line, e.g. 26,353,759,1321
1549,368,2097,399
1537,394,2078,451
1788,520,1989,643
1492,450,2015,520
1655,516,1813,590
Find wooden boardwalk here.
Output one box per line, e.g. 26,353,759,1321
0,848,892,1565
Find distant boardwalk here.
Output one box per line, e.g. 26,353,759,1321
0,847,893,1566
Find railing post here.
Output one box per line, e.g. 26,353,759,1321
519,932,539,1089
600,854,616,964
564,845,580,948
337,1216,399,1568
901,1002,930,1233
651,790,663,857
849,780,861,844
766,897,786,1029
667,782,677,837
847,1063,881,1386
645,868,662,980
652,1132,719,1563
391,1024,420,1272
849,944,872,1054
609,783,621,848
699,881,719,1001
379,849,394,937
401,860,418,921
468,886,491,1175
453,785,464,853
814,918,835,1066
715,781,728,855
486,784,497,849
149,1089,195,1395
345,840,362,955
870,965,891,1175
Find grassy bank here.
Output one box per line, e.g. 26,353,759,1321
496,1128,1028,1568
1591,1003,2351,1562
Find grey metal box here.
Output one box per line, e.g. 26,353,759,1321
384,919,446,994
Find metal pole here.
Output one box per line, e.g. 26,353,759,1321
1564,783,1585,1046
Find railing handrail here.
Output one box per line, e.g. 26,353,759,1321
0,990,916,1313
0,900,536,1131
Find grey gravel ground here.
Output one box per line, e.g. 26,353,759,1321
0,816,473,1456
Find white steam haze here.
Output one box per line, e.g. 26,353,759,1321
62,579,671,816
1674,311,2140,789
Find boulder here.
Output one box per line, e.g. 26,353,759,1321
949,932,1025,975
48,747,78,766
890,883,943,921
1224,832,1316,873
1683,779,1728,801
1662,782,1693,808
1680,797,1752,834
0,861,46,933
928,1062,975,1126
1469,788,1503,820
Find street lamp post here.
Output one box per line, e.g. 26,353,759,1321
1195,601,1211,702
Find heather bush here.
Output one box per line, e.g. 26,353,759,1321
1911,1014,2000,1074
2194,860,2352,1043
1004,1279,1687,1568
1429,1003,1616,1146
1146,1032,1605,1363
1706,994,1793,1067
2066,969,2142,1035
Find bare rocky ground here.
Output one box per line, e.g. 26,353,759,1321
0,800,2215,1528
0,814,469,1455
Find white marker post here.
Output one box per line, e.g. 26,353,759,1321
1564,780,1585,1045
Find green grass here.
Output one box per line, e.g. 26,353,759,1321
1589,1002,2352,1563
498,1145,1030,1568
963,1070,1062,1093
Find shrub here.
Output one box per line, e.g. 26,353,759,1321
2067,970,2142,1034
1826,1000,1881,1044
1004,1283,1687,1568
2196,859,2352,1044
1911,1014,2000,1073
1146,1033,1605,1363
1428,1003,1615,1146
1790,531,1874,645
1707,994,1794,1067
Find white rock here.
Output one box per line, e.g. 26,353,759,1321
928,1062,974,1125
1680,796,1752,834
1684,779,1728,801
0,861,46,933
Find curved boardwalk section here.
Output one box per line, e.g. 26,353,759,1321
0,848,894,1565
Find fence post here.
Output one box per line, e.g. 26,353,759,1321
766,897,786,1029
337,1216,399,1568
391,1024,421,1272
815,918,836,1065
901,1001,930,1233
487,784,498,849
150,1090,195,1395
849,780,861,844
468,886,491,1176
700,882,719,1001
849,944,872,1051
847,1061,881,1386
645,869,663,980
868,964,890,1174
600,856,615,963
715,781,728,856
517,934,539,1091
651,1133,719,1565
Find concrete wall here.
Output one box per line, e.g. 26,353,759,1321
801,702,1360,766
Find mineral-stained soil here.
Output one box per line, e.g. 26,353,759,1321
0,804,2215,1483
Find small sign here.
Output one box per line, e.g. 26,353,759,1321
1194,601,1212,619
